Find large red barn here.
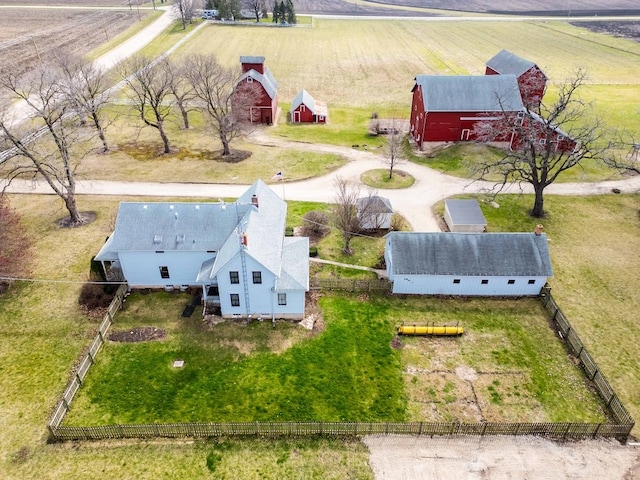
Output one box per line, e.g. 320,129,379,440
485,50,547,109
409,75,524,149
235,56,278,125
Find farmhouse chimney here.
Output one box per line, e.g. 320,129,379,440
534,224,544,236
251,194,259,209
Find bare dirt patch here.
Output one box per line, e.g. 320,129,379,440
108,326,166,343
56,211,97,228
0,7,148,78
364,435,640,480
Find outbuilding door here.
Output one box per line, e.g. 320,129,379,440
293,111,300,123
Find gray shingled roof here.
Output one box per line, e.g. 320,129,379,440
445,199,487,226
413,75,524,112
386,232,553,277
239,68,278,100
95,202,250,261
486,49,541,78
277,237,310,290
208,179,287,279
291,89,314,112
240,55,265,64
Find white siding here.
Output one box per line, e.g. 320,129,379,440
216,254,305,319
119,251,214,287
390,274,546,296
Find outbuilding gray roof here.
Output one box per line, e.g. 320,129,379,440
486,50,543,78
445,199,487,226
386,232,553,277
290,89,328,116
413,75,524,113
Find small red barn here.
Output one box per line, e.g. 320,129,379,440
235,55,278,125
290,89,327,124
409,75,524,149
485,50,547,109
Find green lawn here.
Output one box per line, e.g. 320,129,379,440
65,291,407,425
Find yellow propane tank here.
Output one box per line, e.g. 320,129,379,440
397,324,464,336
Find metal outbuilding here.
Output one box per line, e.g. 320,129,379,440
444,199,487,233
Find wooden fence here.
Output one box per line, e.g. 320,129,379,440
310,277,391,293
48,284,127,430
540,285,634,427
47,283,634,443
50,420,632,442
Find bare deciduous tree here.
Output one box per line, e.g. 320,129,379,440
173,0,197,29
332,176,361,255
184,54,258,156
119,56,174,154
243,0,265,22
0,67,89,225
167,58,197,129
382,117,406,180
57,53,112,152
603,132,640,175
473,70,610,218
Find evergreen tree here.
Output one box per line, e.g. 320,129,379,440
285,0,296,23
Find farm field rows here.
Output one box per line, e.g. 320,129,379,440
174,19,640,138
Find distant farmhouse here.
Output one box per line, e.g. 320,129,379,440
235,56,278,125
409,74,524,148
290,89,327,124
485,49,547,109
384,231,553,296
95,180,309,320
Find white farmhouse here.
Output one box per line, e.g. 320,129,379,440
95,180,309,320
384,231,552,296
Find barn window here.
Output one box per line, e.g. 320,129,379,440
300,105,306,112
252,271,262,284
453,279,461,284
481,279,489,285
159,266,170,279
528,279,536,285
246,77,253,83
278,293,287,305
508,279,515,285
230,294,240,307
229,271,239,284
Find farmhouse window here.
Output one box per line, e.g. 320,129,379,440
278,293,287,305
252,271,262,284
508,279,516,285
453,279,461,284
230,271,239,284
159,266,170,279
481,279,489,285
230,294,240,307
528,279,536,285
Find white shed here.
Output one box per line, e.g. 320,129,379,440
444,199,487,232
384,231,553,296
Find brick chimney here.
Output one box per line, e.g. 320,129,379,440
251,194,259,209
534,224,544,236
